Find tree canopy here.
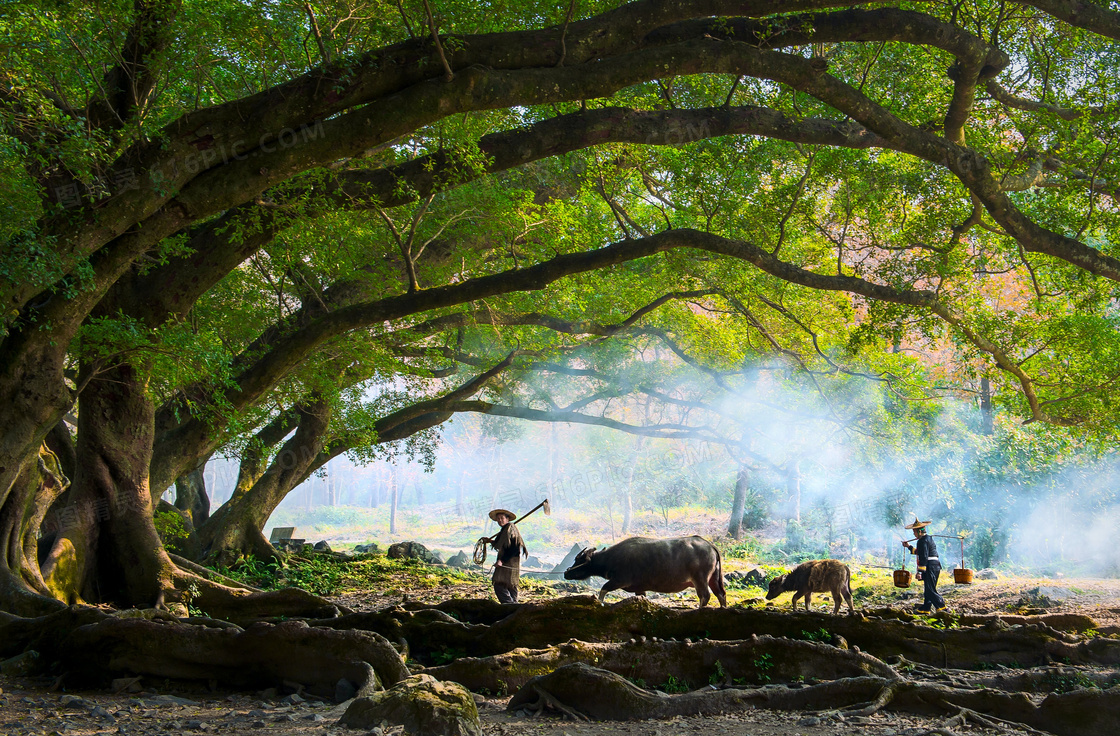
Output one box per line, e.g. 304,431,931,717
2,0,1120,613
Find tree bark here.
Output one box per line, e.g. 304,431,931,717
43,361,176,608
196,397,331,566
174,458,211,527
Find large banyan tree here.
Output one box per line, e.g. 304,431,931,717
2,0,1120,623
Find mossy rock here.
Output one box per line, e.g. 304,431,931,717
340,674,481,736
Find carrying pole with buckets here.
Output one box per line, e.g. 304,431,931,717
896,531,972,585
473,499,551,565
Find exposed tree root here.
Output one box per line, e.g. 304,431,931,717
171,569,344,626
423,634,898,693
167,553,256,590
316,595,1120,669
2,608,409,700
507,662,1120,736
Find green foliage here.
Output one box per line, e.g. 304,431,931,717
153,510,191,557
708,660,726,686
658,675,690,694
1042,670,1099,694
751,653,774,684
800,628,831,643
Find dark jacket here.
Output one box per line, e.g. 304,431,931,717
913,534,939,571
492,522,527,587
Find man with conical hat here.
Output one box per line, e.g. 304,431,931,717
489,508,527,604
902,516,946,613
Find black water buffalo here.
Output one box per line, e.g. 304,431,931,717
765,559,855,615
563,536,727,608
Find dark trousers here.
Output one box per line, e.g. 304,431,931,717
494,582,518,604
921,560,945,610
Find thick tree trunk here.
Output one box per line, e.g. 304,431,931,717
197,398,330,565
0,334,76,615
728,464,749,539
0,444,71,615
174,459,211,526
44,362,176,608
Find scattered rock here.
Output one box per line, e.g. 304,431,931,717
976,568,999,580
354,543,380,554
280,692,304,705
523,555,544,568
313,540,332,552
387,541,440,564
340,674,481,736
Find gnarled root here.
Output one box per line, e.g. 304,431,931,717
62,615,408,700
517,685,589,721
508,663,1120,736
427,634,898,693
2,606,408,701
319,595,1120,669
173,569,344,626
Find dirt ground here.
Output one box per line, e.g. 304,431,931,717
3,572,1117,736
0,675,1036,736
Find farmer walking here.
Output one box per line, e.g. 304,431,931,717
902,516,946,613
488,508,527,604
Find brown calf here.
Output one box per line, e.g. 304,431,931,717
765,559,855,615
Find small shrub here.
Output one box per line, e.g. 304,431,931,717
752,653,773,683
709,660,726,686
154,510,191,556
800,628,830,642
659,675,689,693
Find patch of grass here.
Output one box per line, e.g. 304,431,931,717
214,550,482,597
800,628,831,642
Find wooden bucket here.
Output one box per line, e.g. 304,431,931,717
954,568,974,585
893,569,912,588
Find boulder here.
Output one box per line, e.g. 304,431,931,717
339,674,481,736
744,566,767,586
975,568,998,580
445,550,471,568
354,543,380,554
313,541,332,552
551,542,591,574
388,541,440,564
1017,586,1075,609
524,555,544,568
